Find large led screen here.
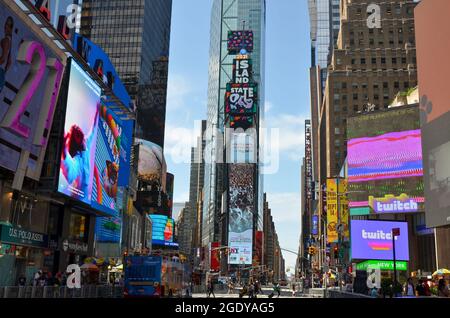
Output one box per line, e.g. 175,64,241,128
58,60,101,204
228,164,254,265
136,138,165,186
347,106,424,213
0,8,65,180
351,220,409,261
149,214,177,247
227,31,254,54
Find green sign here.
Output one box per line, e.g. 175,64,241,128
0,224,48,248
356,260,408,271
350,207,371,216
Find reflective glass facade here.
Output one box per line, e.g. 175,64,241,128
202,0,266,248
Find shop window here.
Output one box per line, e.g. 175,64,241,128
69,213,88,242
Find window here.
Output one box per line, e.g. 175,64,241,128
383,82,388,89
352,83,358,89
69,213,88,242
353,93,358,100
361,58,366,64
374,83,379,89
404,82,409,89
394,82,400,89
335,139,341,147
392,57,397,64
362,83,367,89
381,57,386,64
343,106,348,112
369,39,374,45
374,94,379,100
402,57,407,64
353,105,359,112
335,127,340,135
342,94,347,102
351,58,356,65
342,82,347,89
334,94,340,101
371,58,377,64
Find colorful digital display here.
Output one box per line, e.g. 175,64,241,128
350,220,409,261
348,129,423,183
0,9,65,180
312,215,319,236
210,242,220,272
149,214,177,247
228,164,254,265
58,60,101,204
136,138,165,186
347,106,424,213
227,31,254,54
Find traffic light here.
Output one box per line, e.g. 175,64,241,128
333,245,339,258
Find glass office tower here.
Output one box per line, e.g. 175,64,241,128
202,0,266,266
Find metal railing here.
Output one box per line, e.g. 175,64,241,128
0,286,124,298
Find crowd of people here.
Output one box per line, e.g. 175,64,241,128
368,277,450,298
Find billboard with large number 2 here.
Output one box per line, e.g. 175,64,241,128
0,7,65,180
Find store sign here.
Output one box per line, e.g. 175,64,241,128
0,224,48,248
369,194,419,213
350,220,409,261
356,260,408,271
72,34,131,109
62,239,88,254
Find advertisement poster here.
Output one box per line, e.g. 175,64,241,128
312,215,319,236
0,8,64,179
228,164,254,265
58,60,101,204
210,242,220,272
149,214,177,247
346,107,424,213
326,179,338,243
350,220,409,261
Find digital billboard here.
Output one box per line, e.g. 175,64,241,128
225,83,257,115
312,215,319,236
350,220,409,261
58,59,101,204
347,106,424,213
228,164,254,265
72,34,131,109
136,138,165,186
416,1,450,227
210,242,220,272
0,8,65,180
149,214,177,247
227,30,254,54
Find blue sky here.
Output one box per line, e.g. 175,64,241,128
165,0,311,272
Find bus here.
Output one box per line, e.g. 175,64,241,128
123,255,162,298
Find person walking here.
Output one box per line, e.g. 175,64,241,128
207,280,216,298
33,270,42,287
403,277,415,297
292,283,296,297
438,279,450,297
416,279,426,296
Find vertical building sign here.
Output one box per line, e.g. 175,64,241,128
228,164,254,265
326,179,338,243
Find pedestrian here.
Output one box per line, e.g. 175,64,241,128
292,283,296,297
370,287,379,298
438,279,450,297
403,277,415,296
273,283,281,298
207,280,216,298
18,275,26,287
416,279,426,296
248,283,254,298
33,270,41,287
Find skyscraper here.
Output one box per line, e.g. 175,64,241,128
321,0,417,179
202,0,266,269
80,0,172,147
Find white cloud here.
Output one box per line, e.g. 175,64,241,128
166,74,192,111
263,111,308,162
265,192,301,223
265,100,274,113
164,124,198,164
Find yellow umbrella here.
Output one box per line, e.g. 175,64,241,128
432,269,450,277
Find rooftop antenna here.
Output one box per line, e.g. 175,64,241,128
240,20,247,55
